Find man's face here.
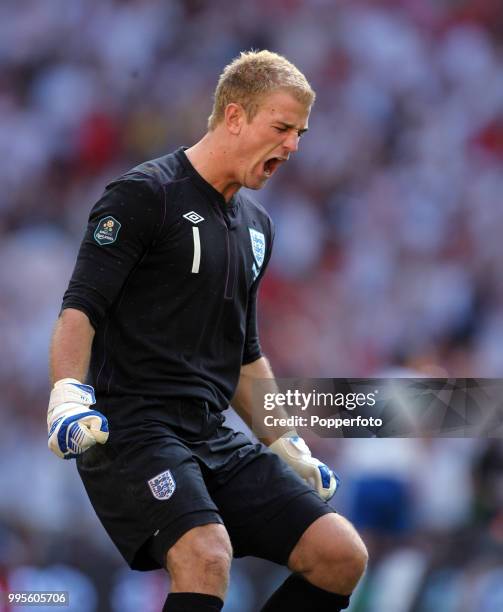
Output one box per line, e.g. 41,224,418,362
233,89,310,190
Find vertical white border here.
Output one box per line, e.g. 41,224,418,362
191,227,201,273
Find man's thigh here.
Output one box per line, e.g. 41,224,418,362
207,443,335,565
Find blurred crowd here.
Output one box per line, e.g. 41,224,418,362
1,0,502,610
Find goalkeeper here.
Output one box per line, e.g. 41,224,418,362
48,50,367,612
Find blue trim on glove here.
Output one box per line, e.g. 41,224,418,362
53,410,109,456
317,466,341,501
68,382,96,404
48,417,63,437
318,464,332,489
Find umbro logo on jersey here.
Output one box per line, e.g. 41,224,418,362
183,211,205,224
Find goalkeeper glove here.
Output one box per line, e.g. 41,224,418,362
269,432,340,501
47,378,109,459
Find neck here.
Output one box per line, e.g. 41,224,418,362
185,131,241,202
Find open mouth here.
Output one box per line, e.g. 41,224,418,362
263,157,286,177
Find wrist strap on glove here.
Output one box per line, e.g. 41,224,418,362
49,378,96,411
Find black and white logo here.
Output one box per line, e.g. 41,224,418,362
249,228,266,280
147,470,176,500
183,211,205,224
94,216,121,245
249,228,266,267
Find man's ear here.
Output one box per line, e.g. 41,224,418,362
225,103,245,135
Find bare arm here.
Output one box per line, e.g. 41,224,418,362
231,356,294,445
47,308,108,458
49,308,95,385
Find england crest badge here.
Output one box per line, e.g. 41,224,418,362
249,227,266,270
147,470,176,501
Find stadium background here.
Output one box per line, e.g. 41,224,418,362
1,0,502,610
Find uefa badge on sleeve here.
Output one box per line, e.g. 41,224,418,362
94,216,121,245
147,470,176,501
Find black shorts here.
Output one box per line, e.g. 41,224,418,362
76,396,335,571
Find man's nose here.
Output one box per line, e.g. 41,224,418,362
284,132,300,153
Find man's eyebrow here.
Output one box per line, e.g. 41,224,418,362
276,121,309,135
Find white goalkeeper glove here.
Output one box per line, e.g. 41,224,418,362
269,433,340,501
47,378,109,460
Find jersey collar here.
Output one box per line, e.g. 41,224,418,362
176,147,238,212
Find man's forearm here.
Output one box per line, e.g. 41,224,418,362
47,308,109,460
49,308,95,385
231,356,295,445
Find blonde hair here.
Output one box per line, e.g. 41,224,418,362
208,50,315,130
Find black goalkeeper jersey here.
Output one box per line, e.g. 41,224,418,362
62,147,274,410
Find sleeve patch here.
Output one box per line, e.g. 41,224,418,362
94,216,122,245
